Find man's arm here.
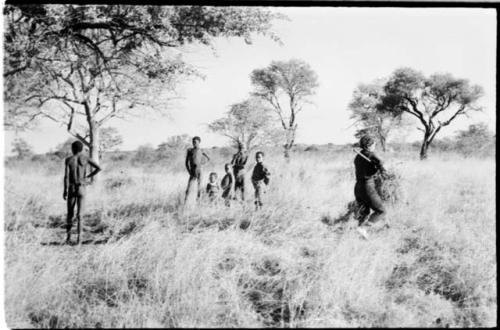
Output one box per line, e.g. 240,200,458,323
185,150,191,173
63,159,69,200
86,158,102,180
371,154,386,173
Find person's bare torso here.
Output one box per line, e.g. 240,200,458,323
187,147,204,170
66,154,89,185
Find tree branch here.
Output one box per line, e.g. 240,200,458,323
439,105,466,127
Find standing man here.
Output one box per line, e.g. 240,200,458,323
63,140,101,244
185,136,210,202
231,142,248,201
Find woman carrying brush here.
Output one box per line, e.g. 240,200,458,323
353,135,388,237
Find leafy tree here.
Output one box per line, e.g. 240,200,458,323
250,59,319,159
208,97,281,151
133,144,156,163
454,122,494,156
53,128,121,159
157,134,190,158
11,138,34,159
379,68,483,159
348,79,403,152
4,5,283,164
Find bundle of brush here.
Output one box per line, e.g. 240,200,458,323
374,167,402,204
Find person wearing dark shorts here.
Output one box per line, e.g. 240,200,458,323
63,141,101,244
354,135,386,228
231,143,248,201
185,136,210,202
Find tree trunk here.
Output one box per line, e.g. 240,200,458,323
284,143,291,159
419,142,429,160
283,127,296,160
419,132,430,160
88,124,99,162
88,121,100,182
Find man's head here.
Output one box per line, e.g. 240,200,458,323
360,135,376,151
192,136,201,148
71,140,84,155
224,163,232,173
255,151,264,163
209,172,218,183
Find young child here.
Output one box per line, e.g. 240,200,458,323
231,143,248,201
63,140,101,244
251,151,270,210
221,163,234,206
206,172,220,202
185,136,210,202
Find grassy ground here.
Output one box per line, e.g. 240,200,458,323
3,150,497,327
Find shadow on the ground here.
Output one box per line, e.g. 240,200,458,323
321,200,359,227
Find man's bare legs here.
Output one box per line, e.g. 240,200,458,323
66,192,85,244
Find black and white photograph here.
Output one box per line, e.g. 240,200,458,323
1,1,497,328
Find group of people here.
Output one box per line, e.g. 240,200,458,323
184,136,270,209
62,135,386,244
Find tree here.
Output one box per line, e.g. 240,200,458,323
158,134,190,151
4,5,283,165
53,128,121,159
250,59,319,159
133,144,156,163
379,68,483,159
454,122,494,156
208,97,281,151
348,79,402,152
99,127,123,157
11,138,34,159
157,134,190,158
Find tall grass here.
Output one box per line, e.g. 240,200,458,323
3,150,496,327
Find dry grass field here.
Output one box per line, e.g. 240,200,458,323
3,149,496,328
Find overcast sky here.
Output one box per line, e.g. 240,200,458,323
3,7,496,154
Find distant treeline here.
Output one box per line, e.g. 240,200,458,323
5,133,495,173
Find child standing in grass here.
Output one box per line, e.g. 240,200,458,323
231,143,248,201
353,135,387,238
221,164,234,206
206,172,220,202
63,140,101,244
251,151,270,210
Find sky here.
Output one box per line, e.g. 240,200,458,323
2,7,497,154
